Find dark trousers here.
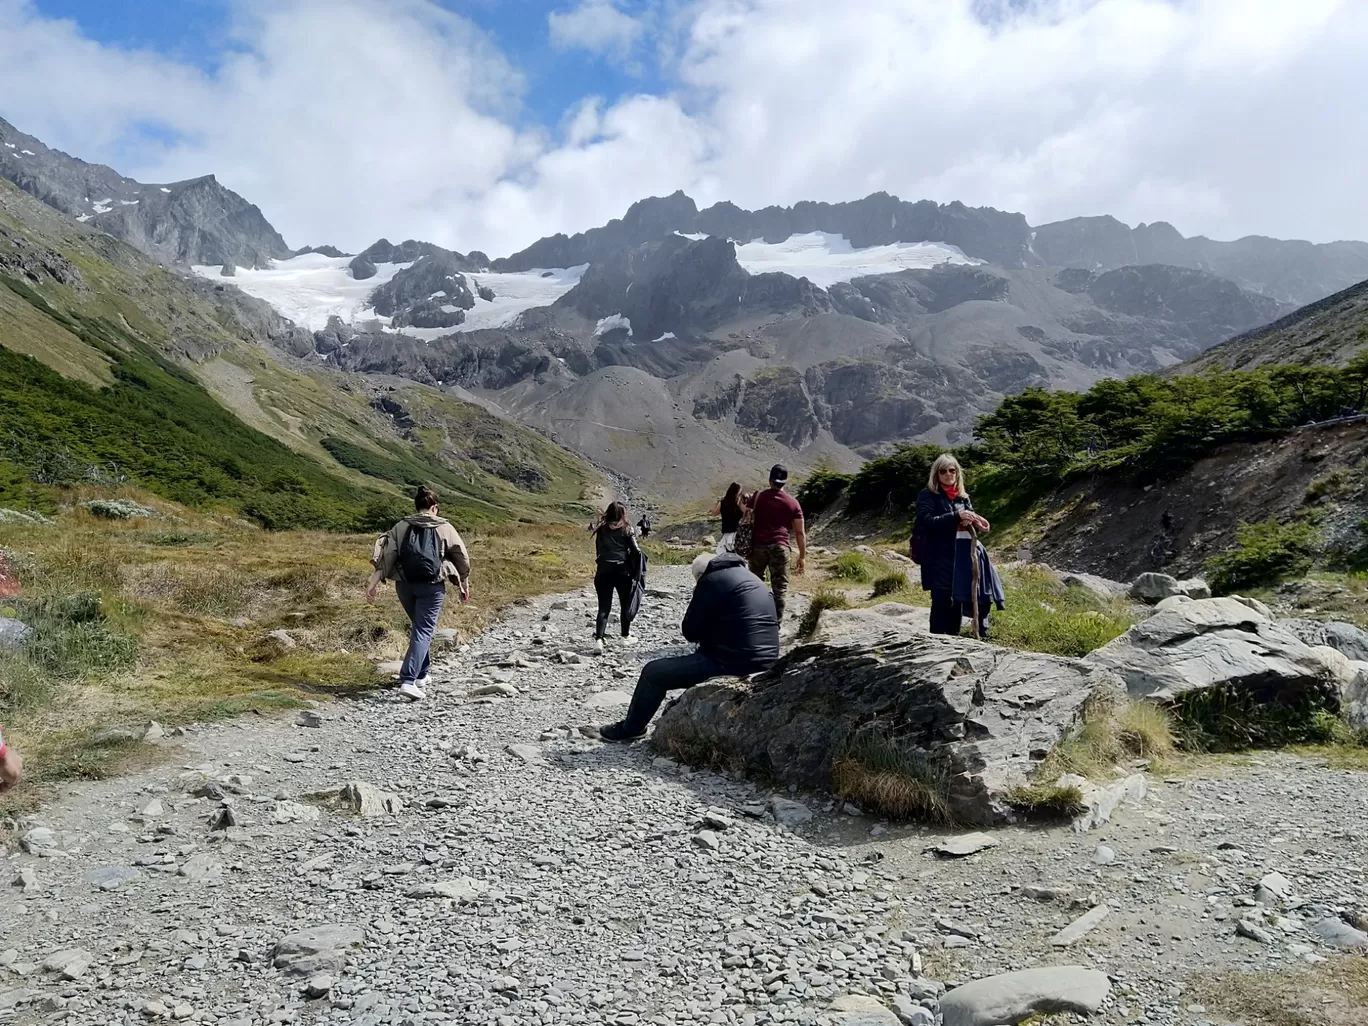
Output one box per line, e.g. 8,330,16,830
929,589,963,636
621,651,725,734
396,580,446,684
747,544,790,620
594,562,635,639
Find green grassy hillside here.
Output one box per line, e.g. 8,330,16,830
0,177,601,528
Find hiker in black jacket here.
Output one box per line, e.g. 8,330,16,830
591,501,642,649
599,552,779,742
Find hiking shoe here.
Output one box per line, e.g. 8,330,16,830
594,638,606,655
598,720,646,743
398,681,426,702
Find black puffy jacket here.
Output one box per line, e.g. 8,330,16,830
681,553,780,674
914,487,973,593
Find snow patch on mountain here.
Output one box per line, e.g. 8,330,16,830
192,254,413,330
192,255,588,337
733,231,981,287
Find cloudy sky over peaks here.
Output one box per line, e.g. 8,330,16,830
2,0,1365,256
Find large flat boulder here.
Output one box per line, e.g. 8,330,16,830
653,609,1122,825
940,966,1111,1026
1282,619,1368,663
1085,597,1339,706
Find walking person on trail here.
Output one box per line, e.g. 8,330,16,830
590,501,643,652
746,465,806,621
912,454,991,636
599,552,779,742
711,482,745,554
0,725,22,793
366,486,471,702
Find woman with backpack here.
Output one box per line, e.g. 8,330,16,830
366,486,471,701
591,501,642,650
913,455,990,636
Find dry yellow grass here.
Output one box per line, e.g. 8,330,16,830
1191,955,1368,1026
0,501,601,809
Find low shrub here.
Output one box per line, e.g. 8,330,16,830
14,592,139,680
796,469,852,515
871,571,909,598
1172,685,1346,751
1205,518,1319,594
798,590,851,638
830,552,876,582
1004,782,1087,819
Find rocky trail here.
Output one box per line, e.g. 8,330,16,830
4,566,1368,1026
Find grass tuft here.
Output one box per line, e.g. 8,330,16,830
832,730,952,823
1172,685,1347,752
1004,782,1087,819
870,571,909,598
830,552,876,582
798,589,851,639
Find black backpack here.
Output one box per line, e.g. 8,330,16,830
398,523,444,583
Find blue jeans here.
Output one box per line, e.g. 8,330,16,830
620,651,725,735
396,580,445,685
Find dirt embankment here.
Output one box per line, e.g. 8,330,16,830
1023,419,1368,580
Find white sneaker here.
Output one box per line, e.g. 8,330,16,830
619,634,638,646
594,639,605,655
417,675,431,688
398,681,426,702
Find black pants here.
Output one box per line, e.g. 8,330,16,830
929,589,963,636
620,651,725,734
595,562,635,639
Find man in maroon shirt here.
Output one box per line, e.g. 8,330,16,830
746,464,806,621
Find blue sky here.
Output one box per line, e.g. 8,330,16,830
31,0,666,132
3,0,1365,254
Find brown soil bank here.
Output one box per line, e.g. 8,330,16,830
1021,418,1368,581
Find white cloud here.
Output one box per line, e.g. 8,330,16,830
548,1,644,58
0,0,1366,257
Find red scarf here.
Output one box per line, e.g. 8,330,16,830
942,484,960,502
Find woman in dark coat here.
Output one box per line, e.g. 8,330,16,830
913,454,991,636
590,501,642,647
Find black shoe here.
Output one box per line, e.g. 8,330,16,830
599,720,647,743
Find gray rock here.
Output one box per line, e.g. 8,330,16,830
349,254,377,280
41,949,93,980
584,689,633,710
471,682,519,698
889,996,936,1026
1060,571,1128,601
1281,619,1368,662
1311,917,1368,948
338,782,403,817
264,629,297,650
828,994,901,1025
0,616,31,649
940,966,1111,1026
656,615,1124,825
271,924,365,976
296,710,323,728
1129,572,1184,603
178,853,223,883
1085,597,1339,705
1237,919,1275,944
693,830,720,851
1050,904,1110,946
19,827,55,854
304,973,335,999
936,832,999,857
11,867,39,893
505,743,543,763
271,800,321,824
1256,871,1296,903
768,796,813,830
84,866,142,891
1063,772,1148,831
1093,844,1116,865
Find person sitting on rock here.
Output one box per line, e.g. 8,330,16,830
599,552,780,742
366,486,471,702
0,726,22,793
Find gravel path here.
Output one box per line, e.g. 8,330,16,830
3,566,1367,1026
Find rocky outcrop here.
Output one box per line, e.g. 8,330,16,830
497,190,1034,271
653,607,1124,825
1084,597,1340,706
348,254,377,280
369,254,476,329
294,244,348,258
1129,572,1211,604
1281,619,1368,662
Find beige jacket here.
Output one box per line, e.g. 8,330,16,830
373,513,471,586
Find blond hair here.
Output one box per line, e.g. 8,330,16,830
927,453,967,497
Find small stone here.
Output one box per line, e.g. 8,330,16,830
406,877,488,902
471,682,519,698
271,924,365,976
1092,844,1116,865
769,796,813,830
84,866,142,891
505,743,543,763
11,867,39,894
296,710,323,728
1050,904,1110,947
135,798,164,818
701,808,735,830
338,781,403,817
584,689,632,711
936,832,999,857
304,973,335,999
143,721,165,741
19,827,56,854
41,949,93,980
693,830,720,851
1311,917,1368,949
1256,871,1296,904
1237,919,1275,944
